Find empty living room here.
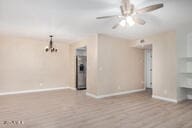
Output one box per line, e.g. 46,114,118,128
0,0,192,128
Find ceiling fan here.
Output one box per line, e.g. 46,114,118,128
96,0,164,29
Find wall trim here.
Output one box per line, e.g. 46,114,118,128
86,88,145,99
67,87,76,91
152,95,178,103
0,87,74,96
86,92,98,98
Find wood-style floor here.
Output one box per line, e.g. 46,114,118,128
0,89,192,128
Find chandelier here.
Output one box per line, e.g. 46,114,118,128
45,35,58,52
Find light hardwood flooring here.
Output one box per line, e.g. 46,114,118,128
0,89,192,128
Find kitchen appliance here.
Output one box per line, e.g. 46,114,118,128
76,56,87,90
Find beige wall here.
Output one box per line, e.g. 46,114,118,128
0,32,177,100
144,32,177,100
70,34,144,96
86,36,98,94
0,35,70,93
97,34,144,95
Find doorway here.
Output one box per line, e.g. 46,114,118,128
144,47,152,94
76,47,87,90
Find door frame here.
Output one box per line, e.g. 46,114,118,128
145,49,152,89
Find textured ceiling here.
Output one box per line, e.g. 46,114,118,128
0,0,192,42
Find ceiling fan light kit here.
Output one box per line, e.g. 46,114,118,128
96,0,164,29
127,16,135,26
119,16,135,27
120,20,126,27
44,35,58,53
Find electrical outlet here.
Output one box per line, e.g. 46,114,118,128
164,90,167,95
40,83,43,86
118,86,121,90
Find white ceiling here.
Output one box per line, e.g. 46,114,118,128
0,0,192,42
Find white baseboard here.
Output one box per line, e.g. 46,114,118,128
152,95,178,103
0,86,75,96
86,92,98,98
67,87,76,91
86,88,145,99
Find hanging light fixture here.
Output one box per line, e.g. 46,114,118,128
45,35,58,53
140,39,145,48
119,16,135,27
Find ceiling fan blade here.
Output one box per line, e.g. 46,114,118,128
133,17,146,25
121,0,130,10
120,5,125,16
112,23,119,29
121,0,130,16
96,15,119,19
136,3,164,14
